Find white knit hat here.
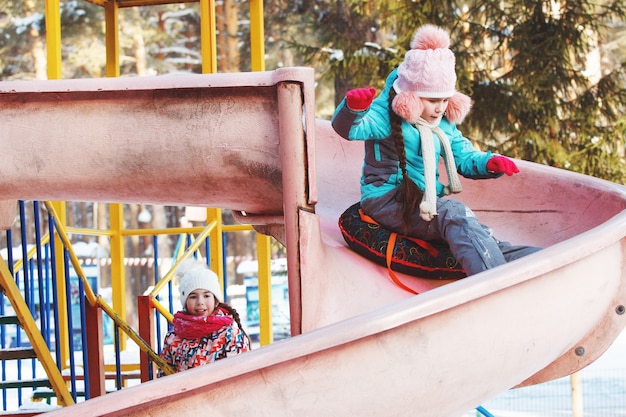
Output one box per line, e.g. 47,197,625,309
176,259,223,307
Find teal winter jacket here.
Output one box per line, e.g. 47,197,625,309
331,69,498,204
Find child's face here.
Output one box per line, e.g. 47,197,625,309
185,289,217,317
420,97,450,123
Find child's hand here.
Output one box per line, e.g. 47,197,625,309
487,156,520,176
346,87,376,111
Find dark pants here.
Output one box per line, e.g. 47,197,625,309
362,193,541,276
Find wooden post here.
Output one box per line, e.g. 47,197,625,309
138,295,156,382
85,300,106,397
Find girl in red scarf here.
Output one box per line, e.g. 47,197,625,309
159,261,250,373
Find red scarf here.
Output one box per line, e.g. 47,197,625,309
173,310,233,339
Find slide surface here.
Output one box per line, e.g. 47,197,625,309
1,70,626,417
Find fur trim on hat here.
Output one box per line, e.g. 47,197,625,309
392,90,472,125
445,92,472,124
392,91,423,124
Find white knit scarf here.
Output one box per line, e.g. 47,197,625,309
413,117,463,221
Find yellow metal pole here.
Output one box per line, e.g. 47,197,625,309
45,0,70,371
200,0,217,74
110,204,127,350
249,0,265,72
249,0,273,345
151,298,173,323
46,0,70,370
206,208,224,287
256,234,273,346
198,0,224,313
45,0,62,80
104,0,120,77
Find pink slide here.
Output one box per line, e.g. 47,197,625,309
1,68,626,417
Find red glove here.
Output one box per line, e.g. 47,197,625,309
346,87,376,111
487,155,519,176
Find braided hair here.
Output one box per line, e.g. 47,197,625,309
217,302,252,347
388,88,424,231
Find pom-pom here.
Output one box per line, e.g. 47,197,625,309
411,25,451,51
175,258,208,280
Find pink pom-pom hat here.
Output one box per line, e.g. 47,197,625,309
392,24,471,124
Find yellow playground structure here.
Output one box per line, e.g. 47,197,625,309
0,0,280,413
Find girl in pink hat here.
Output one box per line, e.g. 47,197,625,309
332,24,540,276
159,260,250,374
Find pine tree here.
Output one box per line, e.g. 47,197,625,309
456,0,626,183
276,0,626,183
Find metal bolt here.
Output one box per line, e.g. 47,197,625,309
575,346,585,356
616,305,625,315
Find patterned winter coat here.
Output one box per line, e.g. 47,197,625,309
159,308,250,373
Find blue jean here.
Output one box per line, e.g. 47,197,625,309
361,193,541,276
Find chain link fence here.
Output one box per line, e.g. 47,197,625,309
463,330,626,417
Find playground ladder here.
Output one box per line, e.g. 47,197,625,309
0,256,73,406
